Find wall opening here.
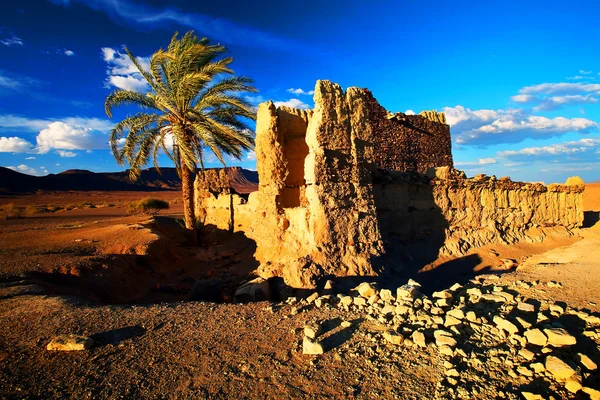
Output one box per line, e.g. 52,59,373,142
277,108,310,208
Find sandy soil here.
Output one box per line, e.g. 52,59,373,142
1,189,600,399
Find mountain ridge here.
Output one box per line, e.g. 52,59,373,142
0,166,258,195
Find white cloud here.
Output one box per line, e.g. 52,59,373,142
56,150,77,157
106,75,149,92
273,98,310,109
519,82,600,96
580,70,593,75
0,136,34,153
0,70,39,91
511,94,537,103
287,88,314,96
25,156,36,160
405,110,416,115
63,49,75,56
37,121,110,153
0,115,112,133
245,95,265,105
7,164,41,176
55,163,60,166
455,157,498,167
246,150,256,161
510,81,600,110
498,137,600,159
443,105,597,146
101,47,150,92
533,94,598,111
1,35,23,47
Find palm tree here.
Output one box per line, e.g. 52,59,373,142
104,31,257,244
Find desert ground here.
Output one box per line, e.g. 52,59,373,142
0,185,599,399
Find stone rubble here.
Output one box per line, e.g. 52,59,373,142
291,275,600,399
46,334,94,351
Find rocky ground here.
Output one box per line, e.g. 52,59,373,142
1,190,600,399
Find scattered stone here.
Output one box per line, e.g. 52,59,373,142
382,330,404,345
524,329,548,347
517,302,536,313
341,321,352,328
493,316,519,335
436,335,457,348
583,387,600,400
521,392,544,400
433,290,452,299
549,304,564,314
381,304,395,316
411,331,426,347
340,296,353,307
544,328,576,347
367,294,379,305
516,366,533,377
530,362,545,373
379,289,394,302
439,345,454,356
356,282,377,298
518,349,535,361
234,277,271,302
545,355,576,381
447,309,465,320
353,297,367,307
576,353,597,371
481,293,506,303
47,335,94,351
444,316,462,327
324,280,334,290
445,368,460,377
515,316,532,330
547,281,562,288
449,283,462,292
307,292,319,304
465,311,477,322
466,287,482,297
565,377,582,394
304,323,321,339
396,284,419,300
395,305,411,316
303,337,324,355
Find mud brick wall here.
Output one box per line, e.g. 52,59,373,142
363,90,453,173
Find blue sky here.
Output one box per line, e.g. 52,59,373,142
1,0,599,183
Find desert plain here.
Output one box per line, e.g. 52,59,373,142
0,182,597,399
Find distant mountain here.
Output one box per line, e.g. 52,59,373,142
0,166,258,195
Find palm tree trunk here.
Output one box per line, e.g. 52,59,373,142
181,165,197,246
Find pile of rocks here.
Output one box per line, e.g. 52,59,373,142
290,276,600,399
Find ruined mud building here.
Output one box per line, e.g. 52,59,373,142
196,80,584,288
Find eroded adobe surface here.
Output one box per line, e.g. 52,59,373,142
195,80,585,288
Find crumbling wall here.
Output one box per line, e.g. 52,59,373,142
364,91,453,173
196,80,585,289
374,169,585,257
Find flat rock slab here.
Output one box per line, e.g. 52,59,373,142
47,334,94,351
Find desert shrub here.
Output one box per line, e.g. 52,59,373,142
25,204,44,216
128,197,169,215
77,201,96,209
46,205,61,213
64,204,76,211
1,203,23,219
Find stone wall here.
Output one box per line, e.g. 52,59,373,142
195,80,585,289
364,91,453,173
374,170,584,257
